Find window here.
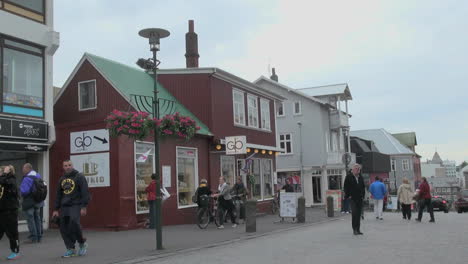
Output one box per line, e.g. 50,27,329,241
391,160,396,171
262,159,273,198
220,155,236,186
260,99,271,130
241,158,274,200
293,101,301,115
78,80,97,110
279,133,293,154
232,89,245,125
177,147,198,208
277,102,285,117
1,0,45,23
135,142,155,214
402,159,410,171
327,169,343,190
2,38,44,117
277,171,302,193
247,94,259,128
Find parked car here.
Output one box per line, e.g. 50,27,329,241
431,196,449,213
454,190,468,213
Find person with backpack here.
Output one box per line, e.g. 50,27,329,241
52,160,90,258
0,165,21,260
20,163,46,243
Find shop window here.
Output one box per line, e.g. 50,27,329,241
177,147,198,208
78,80,97,110
260,98,271,130
232,89,245,126
327,169,343,190
279,133,293,154
247,94,259,128
262,159,273,198
2,41,44,114
251,159,261,200
220,155,236,186
135,142,154,214
277,171,302,193
240,158,274,200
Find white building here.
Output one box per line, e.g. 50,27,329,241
443,160,457,178
0,1,59,230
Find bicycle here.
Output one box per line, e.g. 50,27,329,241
271,192,280,214
196,195,226,229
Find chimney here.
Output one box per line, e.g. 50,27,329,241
185,20,199,68
270,67,278,82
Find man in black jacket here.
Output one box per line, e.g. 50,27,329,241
344,164,365,235
0,165,20,260
52,160,90,258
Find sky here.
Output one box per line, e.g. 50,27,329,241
54,0,468,164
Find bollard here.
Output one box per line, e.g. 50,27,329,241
297,196,306,223
327,196,334,217
245,200,257,233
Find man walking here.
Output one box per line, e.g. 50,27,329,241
213,177,237,229
20,163,43,243
416,177,435,223
344,164,365,235
369,176,387,220
52,160,90,258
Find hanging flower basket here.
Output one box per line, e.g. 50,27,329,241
105,110,200,141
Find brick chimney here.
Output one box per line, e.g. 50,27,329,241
185,20,199,68
270,68,278,82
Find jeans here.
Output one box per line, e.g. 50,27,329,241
418,198,435,221
60,206,85,250
401,203,412,219
374,199,384,218
0,210,19,253
350,199,363,232
25,205,42,242
342,198,350,212
219,198,237,224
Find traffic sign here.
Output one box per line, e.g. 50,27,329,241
70,129,109,154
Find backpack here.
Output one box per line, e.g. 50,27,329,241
28,176,48,203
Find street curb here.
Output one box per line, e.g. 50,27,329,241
113,216,345,264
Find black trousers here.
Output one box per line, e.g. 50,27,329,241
350,199,363,232
401,203,412,219
418,198,435,221
0,210,19,253
219,198,237,224
60,206,85,250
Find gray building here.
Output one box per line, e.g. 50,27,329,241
255,73,353,206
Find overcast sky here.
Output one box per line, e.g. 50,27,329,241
54,0,468,164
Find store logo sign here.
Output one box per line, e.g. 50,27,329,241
225,136,247,155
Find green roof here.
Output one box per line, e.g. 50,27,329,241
85,53,212,136
392,132,417,147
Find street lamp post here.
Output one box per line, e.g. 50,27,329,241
137,28,170,250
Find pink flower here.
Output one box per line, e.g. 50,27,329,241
163,129,173,135
117,127,123,132
114,121,119,125
123,125,129,129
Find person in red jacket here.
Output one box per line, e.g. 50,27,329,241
416,177,435,223
145,174,157,229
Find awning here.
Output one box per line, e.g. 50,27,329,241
0,141,50,152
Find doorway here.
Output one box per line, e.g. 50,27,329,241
312,176,322,204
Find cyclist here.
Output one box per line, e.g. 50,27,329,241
213,177,237,229
231,177,248,222
194,179,212,208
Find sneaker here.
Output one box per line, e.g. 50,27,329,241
7,252,19,260
78,243,88,256
429,219,435,223
232,224,238,228
217,225,224,229
379,218,383,220
376,217,379,220
62,249,76,258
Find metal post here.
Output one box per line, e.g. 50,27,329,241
152,49,163,250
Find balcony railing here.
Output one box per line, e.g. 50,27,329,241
330,110,349,129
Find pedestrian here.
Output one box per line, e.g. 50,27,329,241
231,177,248,222
344,163,365,235
397,178,413,220
369,176,387,220
19,163,43,243
415,177,435,223
52,160,90,258
213,177,237,229
145,174,156,229
0,165,20,260
282,178,295,193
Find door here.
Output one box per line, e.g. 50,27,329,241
312,176,322,204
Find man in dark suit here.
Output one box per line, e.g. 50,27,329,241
344,164,365,235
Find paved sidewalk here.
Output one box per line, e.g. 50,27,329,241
0,207,344,264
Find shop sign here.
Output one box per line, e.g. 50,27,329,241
70,152,110,188
280,192,297,218
0,143,47,152
0,117,48,141
225,136,247,155
70,129,109,154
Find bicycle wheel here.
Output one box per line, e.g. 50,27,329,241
214,207,224,227
196,208,210,229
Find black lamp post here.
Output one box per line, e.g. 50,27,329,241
137,28,170,250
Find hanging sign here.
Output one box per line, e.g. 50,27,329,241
225,136,247,155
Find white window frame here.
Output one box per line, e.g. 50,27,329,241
402,159,410,171
391,160,396,171
293,101,302,115
134,141,155,215
232,89,246,126
260,98,271,131
277,102,285,117
247,94,259,128
220,155,236,186
78,79,97,111
279,133,293,155
176,146,199,209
